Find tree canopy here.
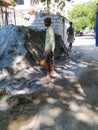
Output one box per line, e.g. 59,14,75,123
12,0,71,13
68,0,97,32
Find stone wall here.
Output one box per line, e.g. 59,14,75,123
16,13,63,34
15,12,69,46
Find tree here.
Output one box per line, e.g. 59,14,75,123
12,0,71,14
68,4,89,32
86,0,97,29
68,0,97,32
35,0,71,11
11,0,17,25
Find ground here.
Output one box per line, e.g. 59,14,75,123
0,36,98,130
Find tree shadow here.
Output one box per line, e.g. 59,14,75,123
0,12,98,130
0,61,98,130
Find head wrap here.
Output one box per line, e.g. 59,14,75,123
44,17,51,25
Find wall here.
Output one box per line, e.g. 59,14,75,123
15,11,69,46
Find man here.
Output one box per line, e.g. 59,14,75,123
67,22,75,51
41,17,55,81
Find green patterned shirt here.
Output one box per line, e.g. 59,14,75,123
45,26,55,52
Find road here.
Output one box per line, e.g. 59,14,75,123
72,35,98,61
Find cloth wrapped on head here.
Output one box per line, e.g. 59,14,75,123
44,17,51,25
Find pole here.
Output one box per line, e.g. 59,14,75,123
96,3,98,46
13,6,16,25
0,3,4,25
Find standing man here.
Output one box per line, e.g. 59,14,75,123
41,17,55,81
66,22,75,51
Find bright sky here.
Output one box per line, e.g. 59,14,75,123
67,0,92,10
70,0,92,5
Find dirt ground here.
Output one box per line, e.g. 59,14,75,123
0,36,98,130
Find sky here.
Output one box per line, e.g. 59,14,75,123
67,0,92,10
70,0,92,6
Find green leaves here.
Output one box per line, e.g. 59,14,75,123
68,0,98,32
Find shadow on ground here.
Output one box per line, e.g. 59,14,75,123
0,63,98,130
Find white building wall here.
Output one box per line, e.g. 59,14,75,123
24,0,31,6
64,19,69,47
15,12,69,46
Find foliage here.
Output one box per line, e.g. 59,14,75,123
68,0,98,32
12,0,17,2
36,0,71,12
11,0,17,6
86,0,97,29
12,0,71,14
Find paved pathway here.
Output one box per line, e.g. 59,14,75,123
72,36,98,61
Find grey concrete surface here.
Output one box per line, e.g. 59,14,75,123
1,36,98,130
72,35,97,61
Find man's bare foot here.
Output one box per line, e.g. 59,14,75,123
40,76,50,81
50,70,55,76
50,71,57,77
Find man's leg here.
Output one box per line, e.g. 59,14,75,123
41,52,51,81
68,43,72,51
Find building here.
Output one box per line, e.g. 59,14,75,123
0,0,12,25
0,0,70,45
14,0,69,45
